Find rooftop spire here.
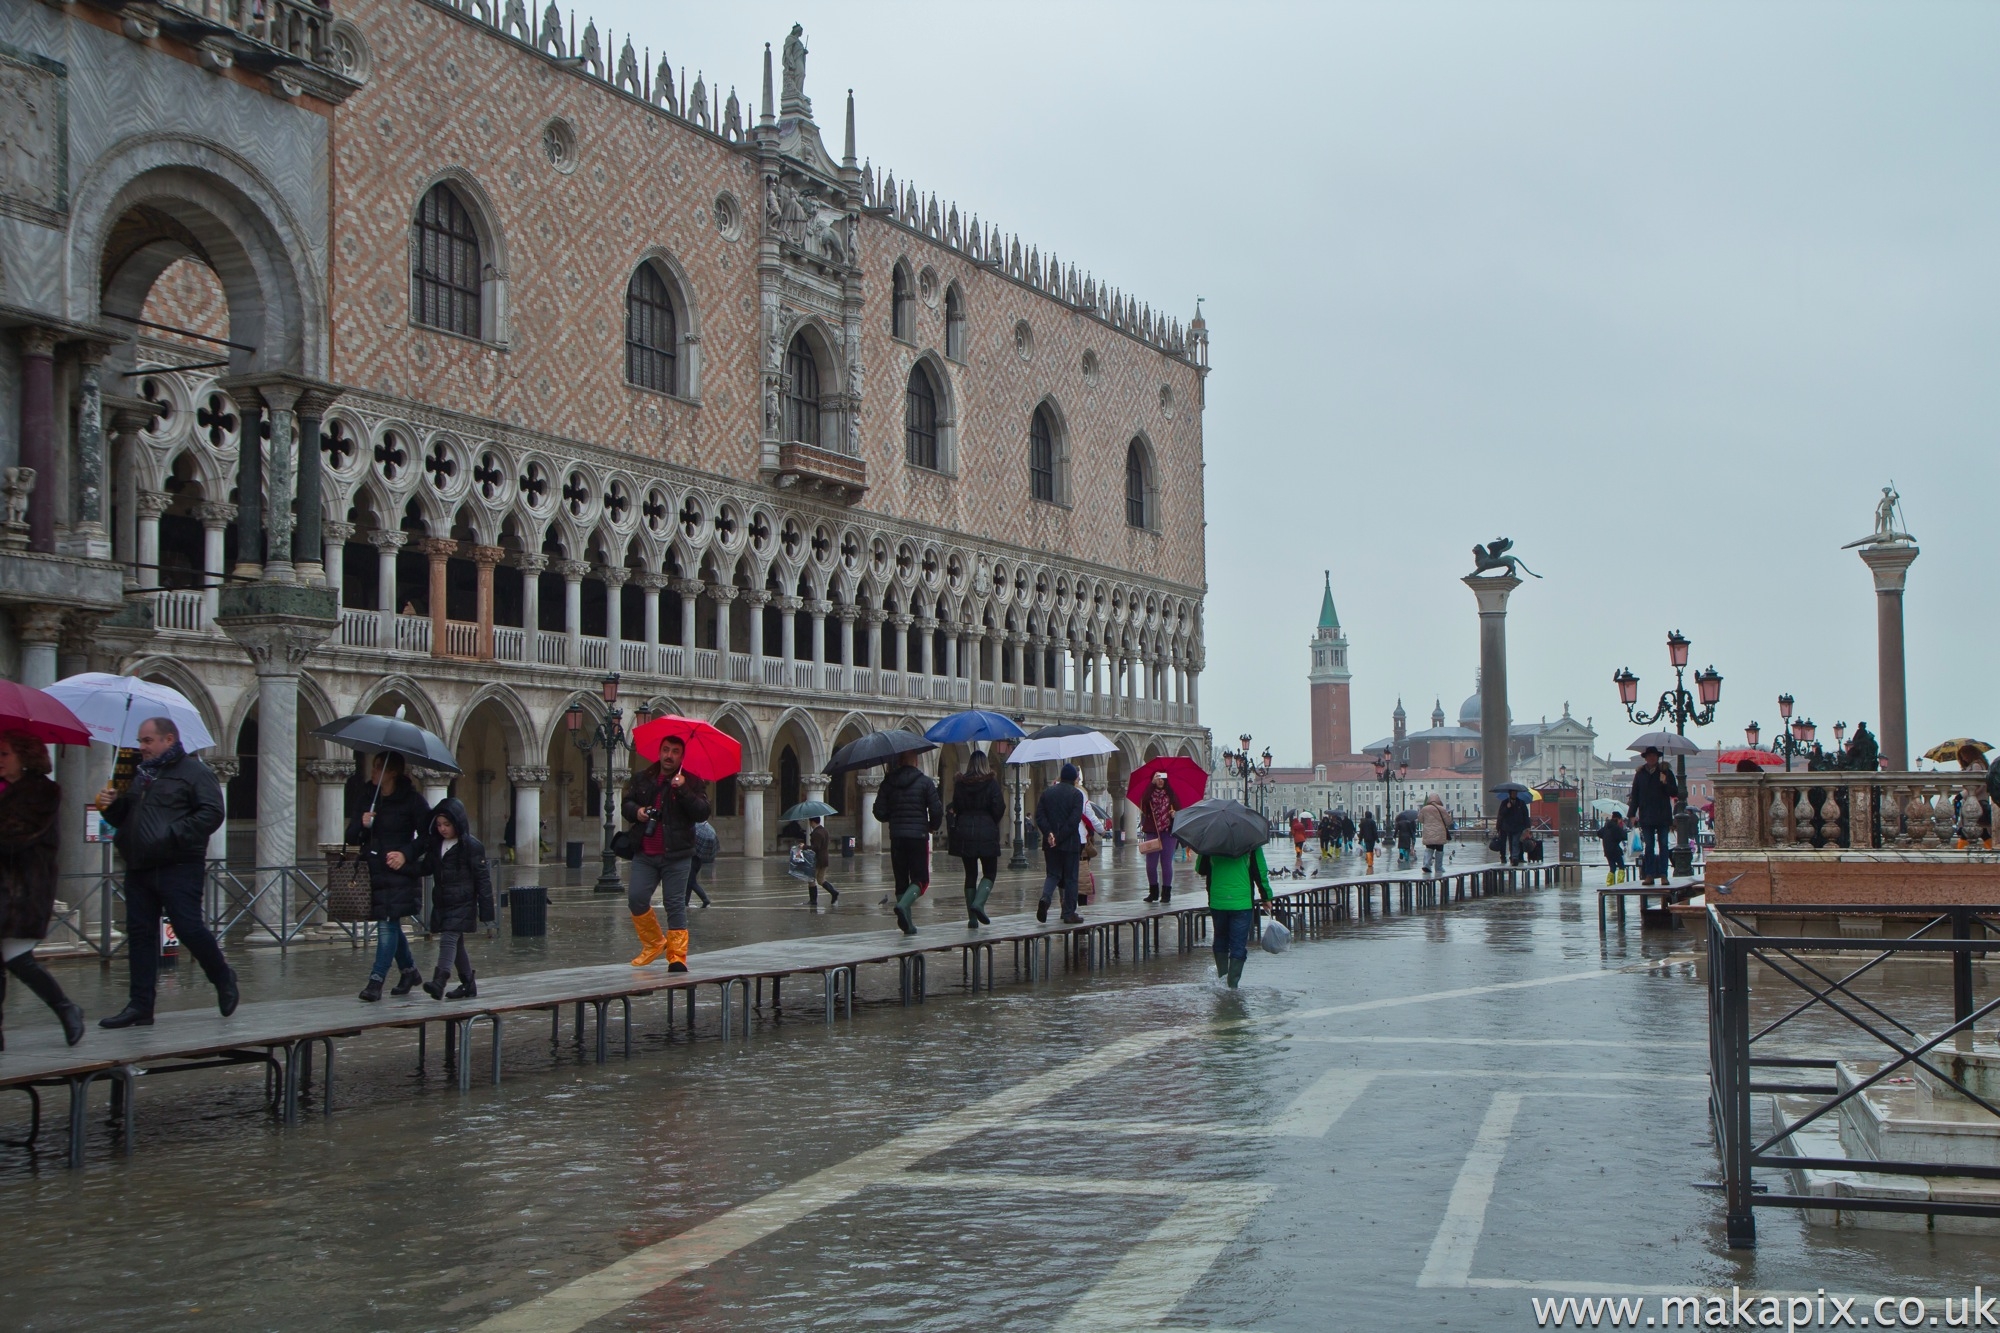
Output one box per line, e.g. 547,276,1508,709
843,88,855,165
760,42,774,124
1318,570,1339,629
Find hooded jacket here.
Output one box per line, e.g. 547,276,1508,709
418,797,494,934
1358,813,1379,849
874,762,943,842
1035,780,1086,852
0,772,61,939
104,748,224,873
1418,799,1452,849
947,771,1006,859
345,776,432,918
1598,818,1628,857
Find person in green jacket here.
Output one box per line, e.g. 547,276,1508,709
1197,845,1274,989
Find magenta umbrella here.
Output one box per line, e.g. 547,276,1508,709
0,679,92,746
1127,755,1209,809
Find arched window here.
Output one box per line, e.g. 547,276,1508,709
412,183,482,338
1125,438,1154,529
1029,406,1057,503
892,263,914,341
944,285,965,360
905,364,939,470
624,264,677,393
785,334,820,446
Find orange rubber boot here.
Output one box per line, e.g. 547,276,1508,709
630,912,667,966
665,929,690,972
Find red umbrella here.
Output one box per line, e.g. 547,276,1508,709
0,679,92,746
1718,748,1784,768
1126,755,1209,809
630,715,742,781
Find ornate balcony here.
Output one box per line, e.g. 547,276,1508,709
774,443,868,503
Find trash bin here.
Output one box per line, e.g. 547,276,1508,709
509,885,549,937
841,835,856,858
565,840,584,870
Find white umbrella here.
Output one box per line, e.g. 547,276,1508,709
44,672,216,750
1007,728,1118,765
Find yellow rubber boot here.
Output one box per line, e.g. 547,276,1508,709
665,929,690,973
630,911,667,966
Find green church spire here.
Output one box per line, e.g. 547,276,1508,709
1318,570,1339,629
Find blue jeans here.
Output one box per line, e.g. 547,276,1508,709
1211,908,1256,965
1639,825,1671,879
371,915,416,981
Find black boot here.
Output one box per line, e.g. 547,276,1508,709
447,974,477,1000
1160,887,1172,904
99,1003,154,1028
1145,885,1160,903
390,967,423,996
825,882,839,905
423,970,448,1000
358,975,384,1002
7,953,85,1047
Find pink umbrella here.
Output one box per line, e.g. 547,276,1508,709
0,679,92,746
1126,755,1209,809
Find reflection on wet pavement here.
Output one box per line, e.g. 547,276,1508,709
6,850,1995,1331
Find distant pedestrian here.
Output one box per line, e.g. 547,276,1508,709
1290,815,1308,872
1197,843,1275,989
0,731,84,1049
947,751,1004,928
1495,792,1530,867
688,819,718,908
874,750,942,935
96,717,235,1028
1316,811,1335,863
1034,763,1087,925
807,816,839,907
1845,722,1880,773
1626,746,1680,885
1358,811,1379,873
1394,810,1417,865
418,798,492,999
1599,811,1628,883
346,751,431,1002
622,736,711,971
1418,792,1452,877
1140,769,1181,903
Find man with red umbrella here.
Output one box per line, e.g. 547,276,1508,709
621,724,719,971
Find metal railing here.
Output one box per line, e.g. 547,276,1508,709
1708,901,2000,1248
47,860,368,959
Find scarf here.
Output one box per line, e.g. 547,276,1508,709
1145,786,1175,830
132,742,187,794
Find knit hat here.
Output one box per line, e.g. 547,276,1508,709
1060,763,1079,783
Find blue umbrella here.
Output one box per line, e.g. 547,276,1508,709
923,709,1028,745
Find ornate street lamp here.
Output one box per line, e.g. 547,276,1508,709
1761,693,1824,772
1221,734,1272,814
1615,630,1723,876
1004,724,1030,870
1371,751,1408,821
568,672,637,894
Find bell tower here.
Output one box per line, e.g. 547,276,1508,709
1308,570,1352,768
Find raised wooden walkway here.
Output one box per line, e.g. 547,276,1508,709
0,859,1575,1167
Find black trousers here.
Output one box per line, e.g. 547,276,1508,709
1038,845,1081,915
124,860,231,1011
960,854,998,896
889,837,930,894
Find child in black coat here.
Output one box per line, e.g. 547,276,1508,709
419,797,493,999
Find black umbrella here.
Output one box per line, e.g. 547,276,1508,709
1172,798,1272,858
1491,782,1532,797
313,712,462,774
1024,723,1099,740
825,729,935,776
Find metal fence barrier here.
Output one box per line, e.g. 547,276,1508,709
47,861,368,960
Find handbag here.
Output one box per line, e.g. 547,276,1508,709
323,849,373,923
610,829,635,860
1488,835,1504,852
1138,837,1162,856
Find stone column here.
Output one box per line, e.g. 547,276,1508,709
1463,572,1523,817
640,572,665,668
944,630,958,685
321,520,353,603
303,758,351,849
136,491,171,590
473,544,504,659
108,399,158,587
808,599,829,678
710,584,736,658
560,559,589,664
855,768,884,852
863,608,885,678
837,604,857,670
292,390,331,585
917,615,936,678
673,577,702,654
420,774,451,808
775,593,799,663
802,772,829,806
205,757,238,864
17,328,56,554
745,587,772,669
67,343,112,559
12,605,63,688
371,529,405,645
890,613,912,676
1859,541,1920,772
738,771,771,857
231,390,264,581
518,552,547,664
1188,651,1202,718
259,384,301,584
196,501,234,621
508,765,550,869
422,537,456,656
1008,633,1024,691
602,565,630,668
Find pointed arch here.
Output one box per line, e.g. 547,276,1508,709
706,700,766,773
1029,396,1070,506
767,705,828,772
448,681,536,763
352,673,446,737
625,244,701,398
123,656,223,747
409,169,510,344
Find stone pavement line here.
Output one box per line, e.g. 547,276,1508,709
472,967,1632,1333
1417,1090,1525,1290
1012,1069,1378,1140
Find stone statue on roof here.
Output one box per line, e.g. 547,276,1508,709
1842,483,1914,548
780,24,808,109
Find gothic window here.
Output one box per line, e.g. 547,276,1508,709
1125,437,1155,530
411,183,482,338
1029,406,1057,503
905,364,939,470
785,334,820,446
892,262,914,341
624,264,678,393
944,284,965,360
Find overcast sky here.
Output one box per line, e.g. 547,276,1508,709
595,1,1999,765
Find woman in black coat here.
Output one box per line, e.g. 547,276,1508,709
947,751,1007,928
0,731,84,1048
416,797,492,999
344,752,433,1001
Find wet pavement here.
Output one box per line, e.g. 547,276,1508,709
5,848,1996,1331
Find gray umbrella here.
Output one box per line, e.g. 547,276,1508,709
1627,731,1701,756
825,729,935,776
1172,798,1272,858
312,712,462,774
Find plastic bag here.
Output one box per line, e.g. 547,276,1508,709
1260,911,1292,954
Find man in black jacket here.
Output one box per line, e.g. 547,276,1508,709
95,717,236,1027
1495,794,1531,867
1034,762,1087,925
622,736,712,971
872,751,942,935
1627,746,1681,885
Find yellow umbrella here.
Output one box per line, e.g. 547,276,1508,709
1924,738,1993,764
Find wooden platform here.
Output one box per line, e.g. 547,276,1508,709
0,860,1573,1167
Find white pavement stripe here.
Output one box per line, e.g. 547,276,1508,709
1048,1185,1275,1333
470,1028,1175,1333
1267,1068,1377,1137
1416,1091,1525,1290
1270,1035,1707,1050
888,1171,1216,1198
1276,966,1630,1025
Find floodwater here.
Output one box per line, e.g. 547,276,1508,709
5,847,1997,1332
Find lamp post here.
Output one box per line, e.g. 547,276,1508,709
1004,725,1030,870
1372,752,1407,822
1615,631,1723,876
567,672,639,894
1750,696,1829,773
1221,735,1273,816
